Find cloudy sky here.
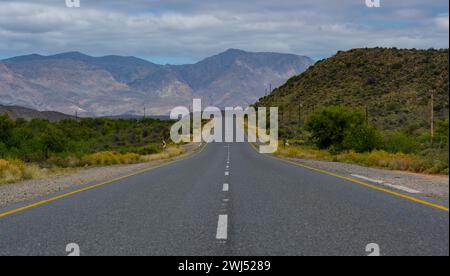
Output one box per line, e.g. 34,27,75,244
0,0,448,63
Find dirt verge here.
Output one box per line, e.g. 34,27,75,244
0,143,203,209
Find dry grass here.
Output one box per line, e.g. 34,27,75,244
83,146,185,166
0,159,26,184
276,146,449,175
0,158,77,185
83,151,142,166
141,146,185,162
1,146,187,185
0,159,49,185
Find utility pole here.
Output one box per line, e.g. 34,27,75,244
75,111,78,121
430,91,434,146
143,106,146,119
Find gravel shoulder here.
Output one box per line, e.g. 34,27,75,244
279,155,449,204
0,143,203,209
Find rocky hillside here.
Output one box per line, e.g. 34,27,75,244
257,48,449,131
0,49,313,116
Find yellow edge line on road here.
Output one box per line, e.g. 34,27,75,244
0,143,208,218
249,143,449,213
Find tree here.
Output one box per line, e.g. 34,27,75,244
305,106,365,150
8,127,43,161
305,106,381,152
38,124,67,159
342,123,382,153
0,142,6,158
435,118,449,149
0,114,14,143
384,131,419,154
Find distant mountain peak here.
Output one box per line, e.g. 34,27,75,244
223,48,246,54
1,49,314,116
57,51,87,56
51,51,93,60
217,48,251,59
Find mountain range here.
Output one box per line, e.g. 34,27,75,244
0,49,313,116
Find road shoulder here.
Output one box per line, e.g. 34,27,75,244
275,155,449,205
249,142,448,210
0,143,204,209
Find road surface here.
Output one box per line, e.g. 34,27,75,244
0,141,448,256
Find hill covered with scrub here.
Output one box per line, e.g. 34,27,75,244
257,48,449,134
256,48,449,175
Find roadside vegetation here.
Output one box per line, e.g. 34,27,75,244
256,48,448,175
275,106,448,175
0,115,182,185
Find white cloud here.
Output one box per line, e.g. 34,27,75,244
434,14,449,31
393,9,427,20
0,0,448,61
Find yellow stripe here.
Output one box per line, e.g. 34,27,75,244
0,143,208,218
249,143,449,212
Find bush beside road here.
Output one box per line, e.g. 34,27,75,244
274,106,449,175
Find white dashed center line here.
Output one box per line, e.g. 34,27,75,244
216,215,228,240
216,144,231,242
223,184,229,192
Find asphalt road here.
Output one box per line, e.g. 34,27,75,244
0,141,448,256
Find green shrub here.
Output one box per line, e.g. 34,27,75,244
305,106,364,150
0,114,14,143
343,123,383,153
136,145,160,155
384,131,419,154
435,118,449,149
0,142,6,158
305,106,381,152
38,124,67,159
